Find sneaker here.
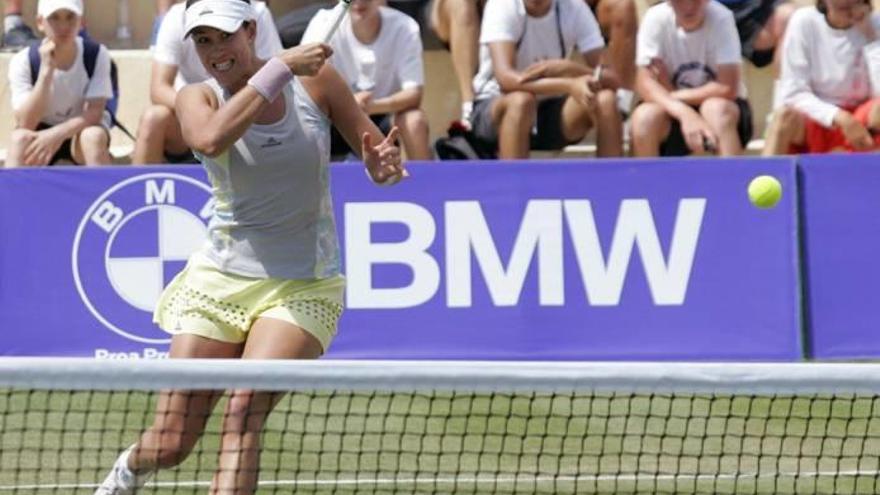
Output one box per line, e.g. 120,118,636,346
94,447,152,495
2,24,38,50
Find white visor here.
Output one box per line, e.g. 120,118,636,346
184,0,255,38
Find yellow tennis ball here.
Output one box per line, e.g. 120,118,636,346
748,175,782,209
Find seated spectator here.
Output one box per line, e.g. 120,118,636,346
133,0,282,164
303,0,432,160
5,0,112,167
429,0,636,125
764,0,879,155
587,0,638,115
3,0,39,49
471,0,623,159
631,0,751,157
718,0,796,73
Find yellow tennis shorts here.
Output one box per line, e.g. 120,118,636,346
154,253,345,352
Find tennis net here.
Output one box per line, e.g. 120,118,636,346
1,358,879,494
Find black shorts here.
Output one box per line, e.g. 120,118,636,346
164,149,200,165
36,122,77,165
721,0,783,67
659,98,754,157
330,114,392,158
471,96,580,152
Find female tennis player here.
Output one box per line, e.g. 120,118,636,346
95,0,405,493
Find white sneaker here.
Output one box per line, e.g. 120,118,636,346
94,446,152,495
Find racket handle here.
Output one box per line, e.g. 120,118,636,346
322,0,352,44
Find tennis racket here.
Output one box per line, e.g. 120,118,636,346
322,0,352,43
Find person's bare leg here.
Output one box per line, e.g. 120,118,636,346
699,97,742,156
595,0,637,91
431,0,480,118
594,89,624,156
210,318,323,495
5,129,36,168
629,102,672,157
128,334,243,474
73,126,113,165
750,1,796,77
394,108,432,160
133,105,189,165
492,92,536,159
762,106,805,156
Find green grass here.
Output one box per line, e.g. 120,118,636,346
1,391,880,494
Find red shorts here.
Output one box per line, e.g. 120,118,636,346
790,98,880,154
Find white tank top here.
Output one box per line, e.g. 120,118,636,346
197,77,340,280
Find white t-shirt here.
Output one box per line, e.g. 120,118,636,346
152,1,283,90
8,37,114,127
301,6,424,99
474,0,604,100
636,0,746,97
776,7,880,127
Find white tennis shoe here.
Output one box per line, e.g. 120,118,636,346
94,446,152,495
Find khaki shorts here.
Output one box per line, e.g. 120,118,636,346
154,254,345,352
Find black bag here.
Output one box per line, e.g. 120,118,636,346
434,121,497,160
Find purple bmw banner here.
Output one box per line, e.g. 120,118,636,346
0,159,801,360
799,154,880,359
334,158,802,360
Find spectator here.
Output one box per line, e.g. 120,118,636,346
133,0,282,164
429,0,636,124
587,0,638,115
631,0,752,157
470,0,623,159
428,0,486,124
3,0,39,49
764,0,879,155
151,0,177,45
718,0,796,73
303,0,432,160
5,0,112,167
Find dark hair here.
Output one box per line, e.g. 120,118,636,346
817,0,870,15
185,0,250,8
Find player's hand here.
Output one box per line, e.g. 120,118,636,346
38,39,57,73
354,91,373,112
23,129,64,166
518,61,553,83
836,112,875,151
569,76,596,108
363,127,408,186
680,112,717,154
280,42,333,76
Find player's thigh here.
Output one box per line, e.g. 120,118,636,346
243,318,323,360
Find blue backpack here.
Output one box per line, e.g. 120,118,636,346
28,35,134,140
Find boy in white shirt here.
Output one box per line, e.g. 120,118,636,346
471,0,623,159
133,0,282,164
303,0,431,160
5,0,113,167
764,0,879,155
631,0,751,157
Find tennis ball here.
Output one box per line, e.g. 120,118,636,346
748,175,782,209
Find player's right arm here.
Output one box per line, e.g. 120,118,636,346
177,43,331,157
